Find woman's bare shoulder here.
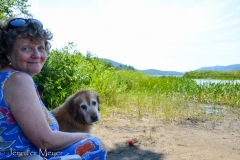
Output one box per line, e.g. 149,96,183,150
4,71,36,106
6,71,33,86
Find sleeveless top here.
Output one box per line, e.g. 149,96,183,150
0,70,107,159
0,70,59,155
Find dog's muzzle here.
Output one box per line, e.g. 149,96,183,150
91,114,99,122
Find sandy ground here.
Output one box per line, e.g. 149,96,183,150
93,115,240,160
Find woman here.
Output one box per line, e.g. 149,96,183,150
0,17,107,159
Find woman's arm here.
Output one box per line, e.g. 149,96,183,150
4,72,91,150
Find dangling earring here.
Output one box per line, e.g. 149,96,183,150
9,61,12,66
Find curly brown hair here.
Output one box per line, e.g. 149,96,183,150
0,17,53,67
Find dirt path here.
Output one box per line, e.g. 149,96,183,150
93,116,240,160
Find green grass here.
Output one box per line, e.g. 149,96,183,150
100,91,221,124
99,71,240,123
183,70,240,80
34,44,240,123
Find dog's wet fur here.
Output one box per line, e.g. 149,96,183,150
52,90,100,133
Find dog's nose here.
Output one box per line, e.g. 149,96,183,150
91,114,98,122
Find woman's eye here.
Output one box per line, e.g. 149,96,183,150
22,47,33,53
38,46,45,51
22,47,30,51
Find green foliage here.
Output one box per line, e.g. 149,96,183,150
115,71,240,107
0,0,30,21
34,43,240,122
190,81,240,107
34,43,126,109
116,64,135,71
116,70,147,91
34,43,84,108
183,70,240,80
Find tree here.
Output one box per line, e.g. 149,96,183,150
0,0,30,21
117,64,135,71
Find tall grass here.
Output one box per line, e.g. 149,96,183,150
34,44,240,122
183,70,240,80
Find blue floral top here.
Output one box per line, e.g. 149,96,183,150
0,70,58,156
0,71,107,159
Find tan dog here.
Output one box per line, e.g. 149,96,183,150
51,90,100,133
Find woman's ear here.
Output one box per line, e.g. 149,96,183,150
6,53,11,62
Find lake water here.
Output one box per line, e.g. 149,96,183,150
152,75,240,84
194,79,240,85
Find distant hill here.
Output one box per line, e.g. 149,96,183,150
102,58,123,67
140,69,183,76
196,64,240,71
102,59,240,75
102,58,184,76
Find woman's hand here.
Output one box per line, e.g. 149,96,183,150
77,132,92,140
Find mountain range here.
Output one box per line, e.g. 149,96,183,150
196,64,240,71
103,58,240,76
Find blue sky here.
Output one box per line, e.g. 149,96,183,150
27,0,240,72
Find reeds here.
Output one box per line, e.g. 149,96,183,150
35,44,240,122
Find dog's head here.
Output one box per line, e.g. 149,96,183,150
67,90,100,124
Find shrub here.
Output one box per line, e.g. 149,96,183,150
34,43,121,109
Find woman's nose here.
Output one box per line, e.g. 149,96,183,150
31,48,41,58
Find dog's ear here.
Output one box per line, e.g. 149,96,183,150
97,94,100,111
68,96,78,119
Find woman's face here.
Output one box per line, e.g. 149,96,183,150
7,38,47,76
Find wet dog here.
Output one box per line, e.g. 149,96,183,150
52,90,100,133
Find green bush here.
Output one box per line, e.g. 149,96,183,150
34,43,123,109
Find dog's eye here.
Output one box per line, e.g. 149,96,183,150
92,101,96,106
81,104,87,109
